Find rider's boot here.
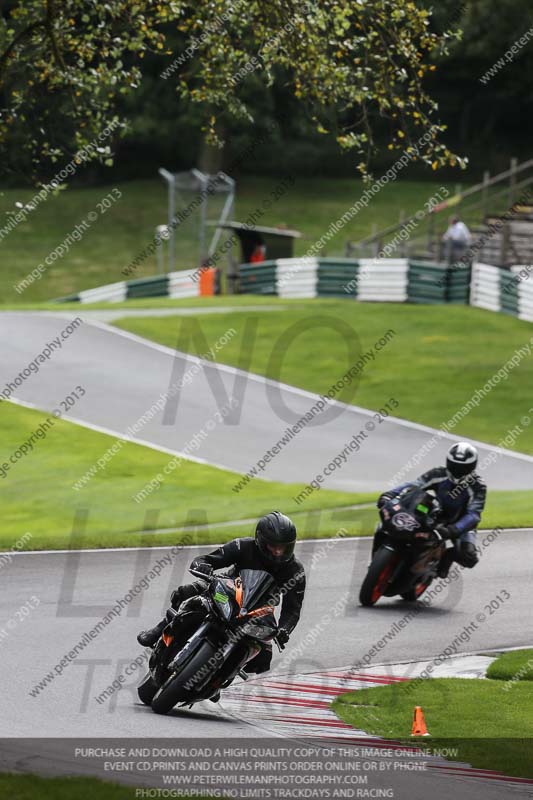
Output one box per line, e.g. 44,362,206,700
137,618,166,648
437,549,455,579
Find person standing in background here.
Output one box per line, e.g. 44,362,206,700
442,215,471,264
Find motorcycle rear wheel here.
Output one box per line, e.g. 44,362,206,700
151,639,218,715
360,548,400,607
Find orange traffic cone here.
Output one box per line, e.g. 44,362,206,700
411,706,431,736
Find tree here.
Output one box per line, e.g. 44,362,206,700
421,0,533,167
0,0,464,180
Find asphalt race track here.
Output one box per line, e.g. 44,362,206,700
2,310,533,798
1,311,533,491
3,530,531,738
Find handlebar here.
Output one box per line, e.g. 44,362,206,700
189,567,212,580
190,567,234,581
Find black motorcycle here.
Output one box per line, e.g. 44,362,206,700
359,492,448,607
138,567,283,714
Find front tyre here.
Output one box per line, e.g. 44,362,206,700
137,672,158,705
151,640,218,715
360,548,400,607
401,578,433,602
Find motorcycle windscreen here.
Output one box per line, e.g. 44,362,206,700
239,569,276,611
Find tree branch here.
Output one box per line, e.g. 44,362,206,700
45,0,67,71
0,20,45,80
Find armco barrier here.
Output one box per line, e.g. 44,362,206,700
53,259,529,324
79,281,127,304
358,259,409,302
471,263,502,312
517,271,533,321
501,269,520,317
240,258,452,303
168,269,200,299
54,269,201,303
127,275,169,300
473,263,533,322
277,258,318,298
408,261,447,304
240,262,277,295
407,261,470,305
317,259,358,297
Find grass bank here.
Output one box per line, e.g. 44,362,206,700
0,401,374,550
0,402,531,551
333,657,533,778
113,301,533,454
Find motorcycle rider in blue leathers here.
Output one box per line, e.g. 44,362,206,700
374,442,486,578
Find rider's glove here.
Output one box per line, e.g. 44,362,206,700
190,560,213,579
377,492,394,509
171,588,185,609
436,524,460,541
277,628,290,646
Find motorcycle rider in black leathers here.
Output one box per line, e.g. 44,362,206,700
373,443,486,578
137,511,306,676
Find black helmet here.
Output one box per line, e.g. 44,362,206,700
446,442,478,482
255,511,296,565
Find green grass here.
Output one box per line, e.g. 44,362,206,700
113,301,533,454
486,648,533,682
481,491,533,529
333,677,533,778
0,177,459,304
0,295,307,311
0,401,375,550
0,773,205,800
0,401,531,551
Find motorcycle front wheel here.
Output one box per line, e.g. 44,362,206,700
360,548,400,607
401,577,433,602
151,639,218,715
137,672,159,705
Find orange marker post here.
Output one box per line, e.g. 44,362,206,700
199,267,216,296
411,706,430,736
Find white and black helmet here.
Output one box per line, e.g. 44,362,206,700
446,442,478,482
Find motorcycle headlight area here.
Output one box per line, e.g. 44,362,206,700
212,581,234,620
238,617,277,641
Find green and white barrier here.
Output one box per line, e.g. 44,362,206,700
240,258,469,304
471,263,502,312
168,269,200,298
510,265,533,321
55,269,200,303
358,258,409,301
277,257,318,298
55,258,526,323
77,281,127,304
471,262,532,321
317,258,358,297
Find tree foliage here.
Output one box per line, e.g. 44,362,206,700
0,0,464,180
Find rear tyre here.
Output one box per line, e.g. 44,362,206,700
151,640,218,715
360,548,400,607
137,672,158,705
